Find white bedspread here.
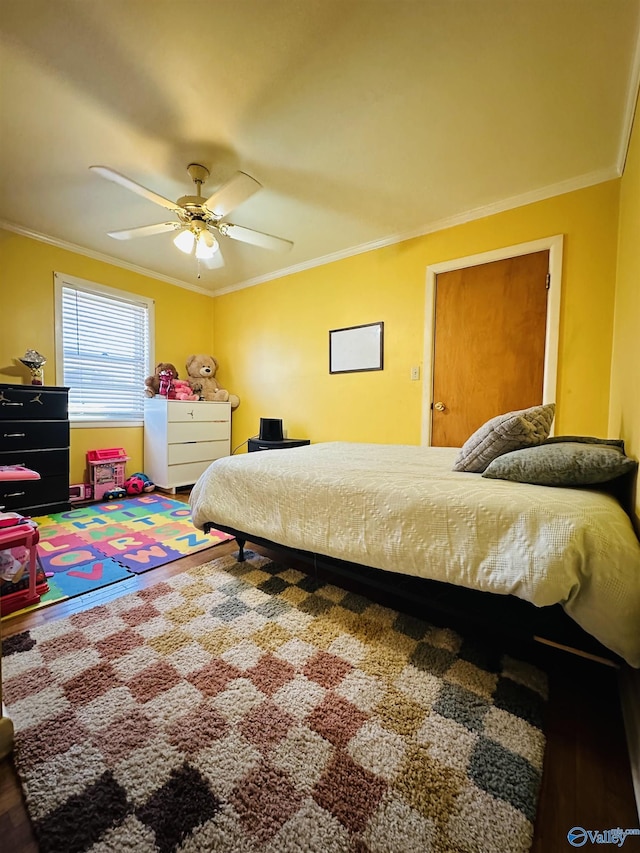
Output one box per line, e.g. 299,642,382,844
190,442,640,666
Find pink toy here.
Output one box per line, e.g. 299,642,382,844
158,369,175,398
0,465,40,481
0,543,30,583
0,515,41,614
87,447,129,500
173,379,199,401
145,362,179,397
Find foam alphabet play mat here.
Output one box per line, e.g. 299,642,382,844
1,495,233,618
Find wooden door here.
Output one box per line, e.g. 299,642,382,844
431,250,549,447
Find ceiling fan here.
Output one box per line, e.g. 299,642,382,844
89,163,293,268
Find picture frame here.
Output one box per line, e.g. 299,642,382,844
329,321,384,374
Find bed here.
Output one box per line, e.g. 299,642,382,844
189,442,640,668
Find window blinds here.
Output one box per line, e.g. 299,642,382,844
60,284,150,422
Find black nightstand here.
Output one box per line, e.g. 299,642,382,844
248,438,310,452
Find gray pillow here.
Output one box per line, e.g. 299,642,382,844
482,442,637,486
543,434,625,451
453,403,556,474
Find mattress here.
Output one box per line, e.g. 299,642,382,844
190,442,640,666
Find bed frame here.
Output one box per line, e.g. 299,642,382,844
204,521,624,668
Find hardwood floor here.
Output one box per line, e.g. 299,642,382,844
0,523,638,851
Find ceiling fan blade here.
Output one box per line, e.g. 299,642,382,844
90,165,180,212
202,247,225,269
220,222,293,252
107,222,179,240
204,171,262,218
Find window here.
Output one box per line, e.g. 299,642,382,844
55,273,154,426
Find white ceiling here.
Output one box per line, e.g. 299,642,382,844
1,0,639,295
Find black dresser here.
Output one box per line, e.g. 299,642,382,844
0,383,70,516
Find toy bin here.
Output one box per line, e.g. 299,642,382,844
0,514,46,616
87,448,129,501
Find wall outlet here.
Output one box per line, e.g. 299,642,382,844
410,366,420,381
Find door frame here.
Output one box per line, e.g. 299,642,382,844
421,234,564,446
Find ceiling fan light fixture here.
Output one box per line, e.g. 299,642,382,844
195,232,219,259
173,228,195,254
91,163,292,266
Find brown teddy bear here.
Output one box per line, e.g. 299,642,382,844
145,362,179,397
186,354,240,409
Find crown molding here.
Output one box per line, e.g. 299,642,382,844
216,166,619,296
0,220,214,297
617,25,640,175
0,163,621,301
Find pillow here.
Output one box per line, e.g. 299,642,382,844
543,434,625,451
482,442,638,486
453,403,556,474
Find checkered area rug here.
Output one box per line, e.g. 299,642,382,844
2,552,548,853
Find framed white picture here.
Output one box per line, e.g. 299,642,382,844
329,321,384,374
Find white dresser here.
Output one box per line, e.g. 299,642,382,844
144,399,231,492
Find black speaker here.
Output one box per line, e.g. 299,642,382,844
259,418,284,442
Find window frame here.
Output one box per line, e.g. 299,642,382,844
54,272,155,428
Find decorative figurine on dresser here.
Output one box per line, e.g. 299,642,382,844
18,349,47,386
0,383,71,516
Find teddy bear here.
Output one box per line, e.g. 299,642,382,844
145,362,179,397
186,354,240,409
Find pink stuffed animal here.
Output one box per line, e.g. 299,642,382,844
173,379,199,401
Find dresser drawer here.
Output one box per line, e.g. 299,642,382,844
0,386,68,420
0,475,69,512
167,459,214,486
167,421,229,444
0,420,69,451
167,401,230,424
0,448,69,477
168,440,229,465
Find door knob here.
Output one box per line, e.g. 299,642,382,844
434,401,446,412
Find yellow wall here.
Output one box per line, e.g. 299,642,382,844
214,181,620,451
0,230,215,482
610,94,640,521
0,176,627,493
